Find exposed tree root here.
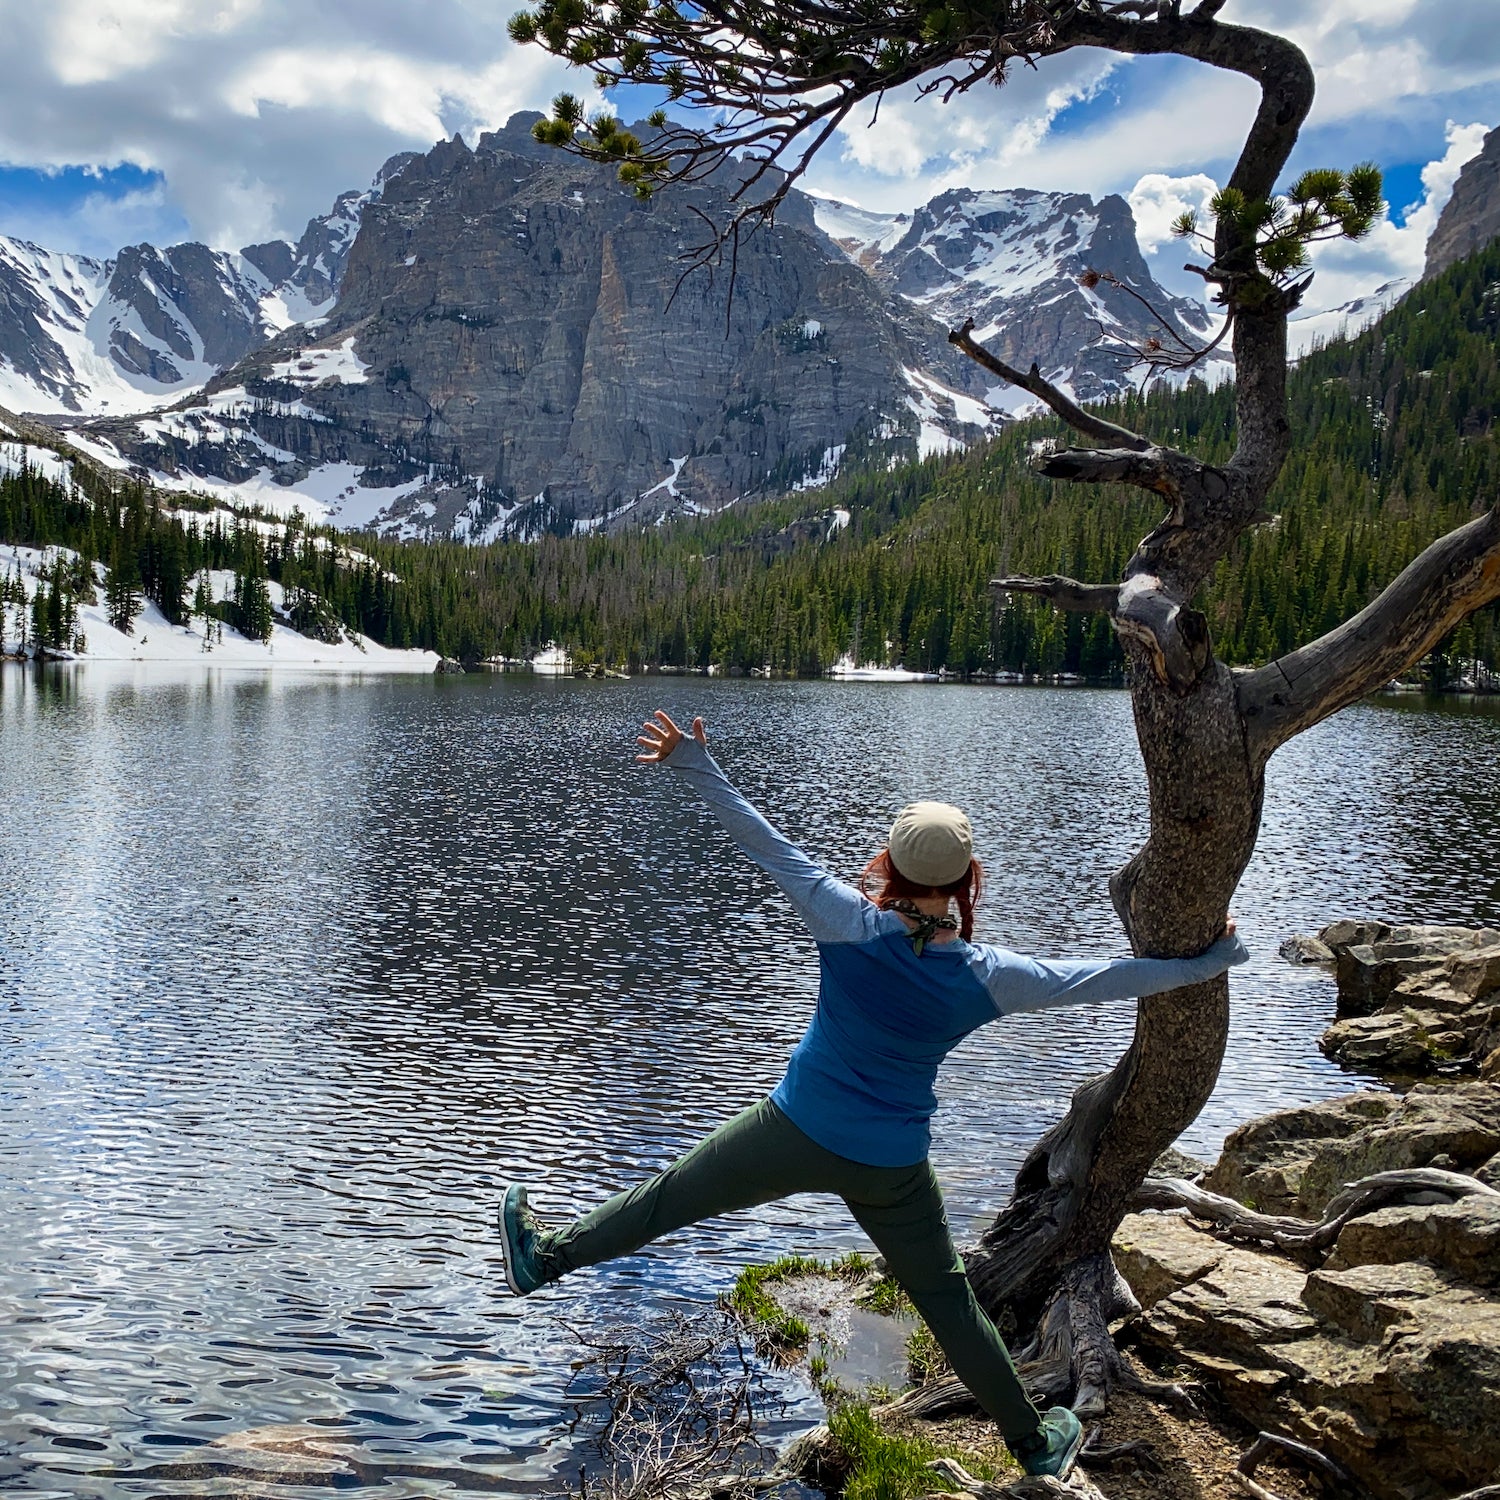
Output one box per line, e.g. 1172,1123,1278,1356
922,1453,1109,1499
1131,1168,1499,1258
1231,1431,1359,1500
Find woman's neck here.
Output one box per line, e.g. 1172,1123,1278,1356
906,895,953,917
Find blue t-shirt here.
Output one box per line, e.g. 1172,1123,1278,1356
664,738,1248,1167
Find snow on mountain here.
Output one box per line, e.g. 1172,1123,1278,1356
0,164,406,420
812,186,1230,404
1287,278,1413,358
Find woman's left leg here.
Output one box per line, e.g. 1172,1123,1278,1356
534,1096,825,1281
843,1164,1042,1445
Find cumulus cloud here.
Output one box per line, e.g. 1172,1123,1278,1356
0,0,586,252
1,0,1498,297
815,53,1120,204
1127,173,1220,254
1292,118,1491,312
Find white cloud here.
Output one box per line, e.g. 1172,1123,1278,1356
0,0,1498,303
819,53,1119,202
0,0,587,252
1293,118,1491,312
48,0,260,87
1127,173,1220,254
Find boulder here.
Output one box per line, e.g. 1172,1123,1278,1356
1318,919,1391,951
1202,1092,1399,1215
1146,1145,1210,1182
1446,943,1500,1001
1307,922,1497,1020
1280,933,1335,965
1303,922,1500,1073
1204,1085,1500,1217
1321,1006,1471,1075
1327,1195,1500,1287
1112,1210,1500,1499
1332,944,1448,1018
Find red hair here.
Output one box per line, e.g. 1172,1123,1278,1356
859,849,983,942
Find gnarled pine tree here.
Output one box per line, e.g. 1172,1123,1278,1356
514,0,1500,1415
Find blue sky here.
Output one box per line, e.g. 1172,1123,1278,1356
0,1,1495,312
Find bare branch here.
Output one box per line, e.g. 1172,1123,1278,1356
991,575,1119,614
1239,504,1500,767
1036,445,1174,491
1234,1431,1358,1500
949,319,1151,450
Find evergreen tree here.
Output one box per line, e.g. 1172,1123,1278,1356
106,539,143,636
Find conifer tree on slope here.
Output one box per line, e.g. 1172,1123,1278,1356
514,0,1500,1411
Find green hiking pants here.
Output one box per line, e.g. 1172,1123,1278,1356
535,1095,1043,1442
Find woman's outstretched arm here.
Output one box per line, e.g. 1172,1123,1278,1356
971,929,1249,1018
636,710,876,946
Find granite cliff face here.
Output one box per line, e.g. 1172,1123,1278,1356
72,118,1000,536
1425,125,1500,280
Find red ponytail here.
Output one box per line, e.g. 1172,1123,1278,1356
859,848,983,942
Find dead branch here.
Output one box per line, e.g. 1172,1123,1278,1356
949,320,1152,451
924,1453,1110,1499
562,1309,776,1500
1079,1433,1161,1469
1238,503,1500,768
1130,1168,1500,1255
991,576,1119,614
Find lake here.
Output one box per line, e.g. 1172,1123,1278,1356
2,668,1497,1497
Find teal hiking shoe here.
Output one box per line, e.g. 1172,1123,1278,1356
1012,1406,1085,1479
498,1184,550,1296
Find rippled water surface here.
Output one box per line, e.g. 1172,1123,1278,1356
3,668,1498,1495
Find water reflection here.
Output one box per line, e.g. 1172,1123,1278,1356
2,666,1497,1494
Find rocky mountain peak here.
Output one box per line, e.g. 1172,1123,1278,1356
69,119,1002,539
0,166,396,416
1424,125,1500,281
813,184,1225,406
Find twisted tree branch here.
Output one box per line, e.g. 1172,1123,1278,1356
990,576,1119,614
948,320,1151,450
1238,503,1500,768
1130,1168,1500,1254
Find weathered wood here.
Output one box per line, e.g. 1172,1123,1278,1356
1130,1168,1500,1253
1238,503,1500,768
990,576,1118,614
1112,576,1211,692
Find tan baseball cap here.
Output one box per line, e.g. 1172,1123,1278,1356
888,801,974,887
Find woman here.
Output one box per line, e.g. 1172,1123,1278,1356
499,710,1247,1479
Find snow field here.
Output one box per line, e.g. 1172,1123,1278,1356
1,543,436,671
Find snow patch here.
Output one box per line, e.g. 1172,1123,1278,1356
268,336,369,387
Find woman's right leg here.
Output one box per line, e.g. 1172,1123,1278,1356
535,1096,824,1280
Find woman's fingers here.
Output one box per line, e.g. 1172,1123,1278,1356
691,716,707,745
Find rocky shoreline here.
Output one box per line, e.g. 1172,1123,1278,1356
757,921,1500,1500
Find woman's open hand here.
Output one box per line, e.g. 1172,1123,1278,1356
635,709,707,763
